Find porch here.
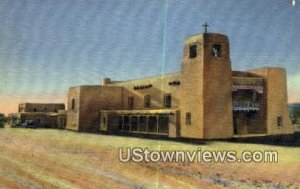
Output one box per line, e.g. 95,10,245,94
100,109,180,138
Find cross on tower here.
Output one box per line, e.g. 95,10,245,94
202,22,209,33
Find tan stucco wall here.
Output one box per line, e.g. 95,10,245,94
78,86,123,132
107,73,181,110
249,67,294,135
66,86,123,132
19,103,65,113
66,86,81,131
180,34,204,139
180,33,233,139
202,34,233,139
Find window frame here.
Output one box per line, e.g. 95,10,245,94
144,95,151,108
277,116,283,127
71,99,75,110
212,44,222,57
164,94,172,108
128,96,134,109
186,112,192,125
189,44,197,59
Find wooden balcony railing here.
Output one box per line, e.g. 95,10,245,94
233,101,260,111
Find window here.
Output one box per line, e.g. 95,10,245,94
108,116,121,131
189,44,197,58
115,116,122,130
144,95,151,108
139,116,147,132
164,94,172,108
134,84,153,90
186,112,192,125
168,81,180,86
277,116,283,127
212,44,221,57
71,99,75,110
128,97,134,109
148,116,157,133
44,107,47,112
131,116,138,131
123,116,130,131
33,108,37,112
158,116,169,134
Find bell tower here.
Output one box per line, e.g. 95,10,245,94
180,26,233,139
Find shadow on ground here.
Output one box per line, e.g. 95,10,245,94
11,127,299,147
101,131,208,145
103,131,300,147
223,132,300,147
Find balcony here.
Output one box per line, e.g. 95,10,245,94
233,101,260,111
232,77,264,94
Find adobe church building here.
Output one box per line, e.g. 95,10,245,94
66,29,294,139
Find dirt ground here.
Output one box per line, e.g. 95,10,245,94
0,128,299,189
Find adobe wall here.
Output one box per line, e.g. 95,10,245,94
19,103,65,113
107,73,181,110
180,33,233,139
180,34,205,139
202,34,233,139
66,86,81,131
249,67,294,135
58,110,67,129
78,86,123,132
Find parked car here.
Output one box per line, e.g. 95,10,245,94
23,120,36,128
12,120,36,129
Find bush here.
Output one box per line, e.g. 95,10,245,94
289,103,300,125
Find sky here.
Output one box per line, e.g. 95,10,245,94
0,0,299,115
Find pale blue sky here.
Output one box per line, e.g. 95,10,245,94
0,0,299,113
